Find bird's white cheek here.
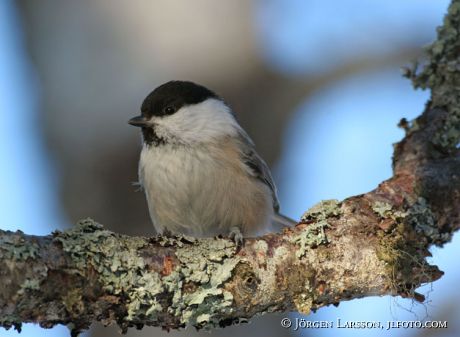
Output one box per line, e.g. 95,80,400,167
146,99,241,145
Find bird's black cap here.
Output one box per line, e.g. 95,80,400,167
140,80,219,118
128,81,221,146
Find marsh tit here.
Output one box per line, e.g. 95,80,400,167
129,81,295,243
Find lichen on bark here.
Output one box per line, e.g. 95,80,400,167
410,0,460,151
1,0,460,335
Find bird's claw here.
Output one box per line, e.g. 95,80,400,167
229,226,244,250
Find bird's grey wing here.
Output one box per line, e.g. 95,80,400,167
237,130,280,212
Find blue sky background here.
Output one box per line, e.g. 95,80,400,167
0,1,73,336
0,0,458,336
260,1,458,336
274,70,460,337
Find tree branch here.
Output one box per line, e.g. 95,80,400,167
1,1,460,335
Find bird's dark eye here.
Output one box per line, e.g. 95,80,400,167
164,106,175,115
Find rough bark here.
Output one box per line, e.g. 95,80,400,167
1,1,460,336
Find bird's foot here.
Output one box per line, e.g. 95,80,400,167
229,226,244,251
161,228,173,237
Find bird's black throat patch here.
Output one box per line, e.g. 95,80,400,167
142,126,166,147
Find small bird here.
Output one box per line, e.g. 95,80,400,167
129,81,295,243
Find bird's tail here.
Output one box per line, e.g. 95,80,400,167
271,213,297,233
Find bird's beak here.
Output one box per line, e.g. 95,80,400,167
128,115,149,127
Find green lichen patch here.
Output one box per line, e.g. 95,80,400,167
293,293,313,315
376,230,404,265
0,315,23,333
431,109,460,150
301,199,341,222
372,201,393,218
412,0,460,91
292,200,341,258
374,197,450,248
371,201,407,232
17,278,40,295
376,197,444,298
62,288,85,317
53,218,164,325
406,198,451,245
156,234,196,248
0,231,40,261
290,222,329,258
377,227,435,301
162,237,238,328
410,0,460,151
0,230,49,310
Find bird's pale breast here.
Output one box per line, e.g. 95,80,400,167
139,139,273,237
